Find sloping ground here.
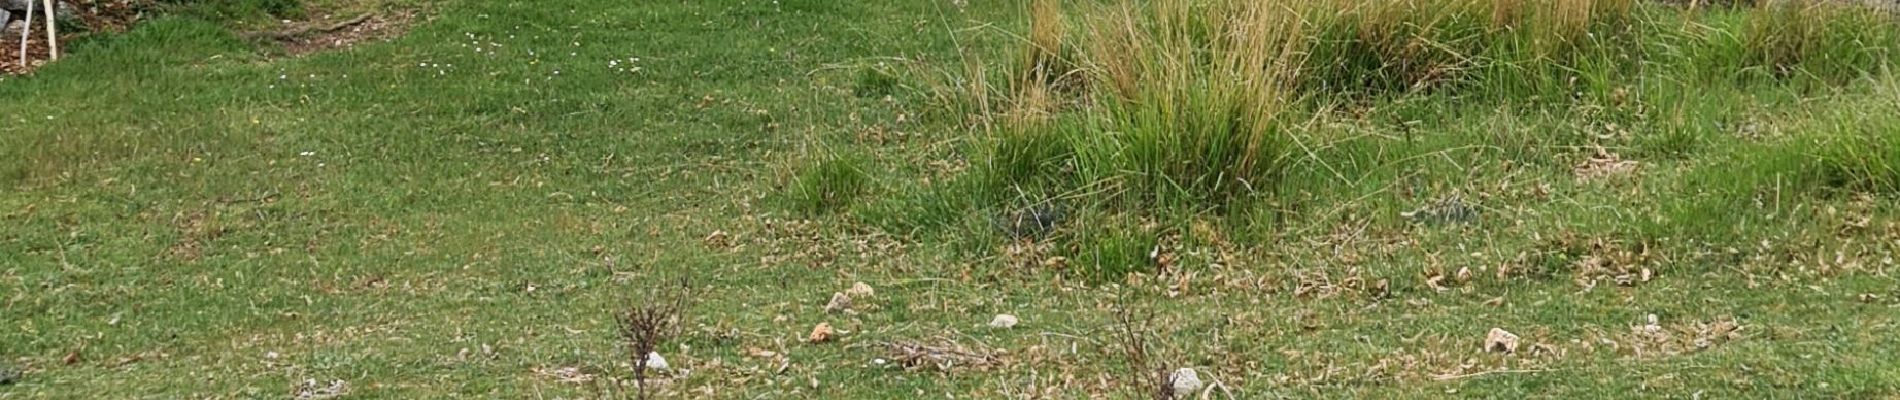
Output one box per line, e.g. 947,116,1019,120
0,0,1005,397
0,0,1897,399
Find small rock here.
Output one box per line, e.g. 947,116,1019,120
1485,328,1520,354
0,365,19,386
808,322,835,343
293,379,349,400
845,281,875,298
824,292,852,313
1169,368,1203,395
645,352,669,370
988,314,1019,329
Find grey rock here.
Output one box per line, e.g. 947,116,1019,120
0,365,19,385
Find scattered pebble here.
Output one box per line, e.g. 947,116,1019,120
1169,368,1203,395
1485,328,1520,353
988,314,1019,329
293,379,349,400
808,322,835,343
824,292,852,313
846,281,874,298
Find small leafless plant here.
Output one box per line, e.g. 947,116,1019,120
616,276,692,400
1111,297,1178,400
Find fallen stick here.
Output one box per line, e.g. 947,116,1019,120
43,0,56,60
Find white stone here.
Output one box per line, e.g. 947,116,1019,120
645,352,669,370
1169,368,1203,395
988,314,1019,329
1485,328,1520,353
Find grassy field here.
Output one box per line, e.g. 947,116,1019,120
3,0,1900,398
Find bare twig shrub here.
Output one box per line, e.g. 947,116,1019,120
1111,299,1178,399
616,277,692,400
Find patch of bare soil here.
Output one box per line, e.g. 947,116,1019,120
260,10,416,56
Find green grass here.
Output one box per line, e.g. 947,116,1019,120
4,0,1900,398
784,152,872,215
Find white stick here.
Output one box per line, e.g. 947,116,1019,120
42,0,56,60
19,0,34,65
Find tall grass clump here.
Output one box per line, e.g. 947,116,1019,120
1662,78,1900,241
1740,1,1900,83
936,0,1900,252
968,0,1899,204
978,0,1310,208
1806,79,1900,193
785,153,872,215
1296,0,1642,98
1079,0,1311,205
973,0,1664,211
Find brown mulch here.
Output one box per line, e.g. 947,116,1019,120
1,23,55,75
